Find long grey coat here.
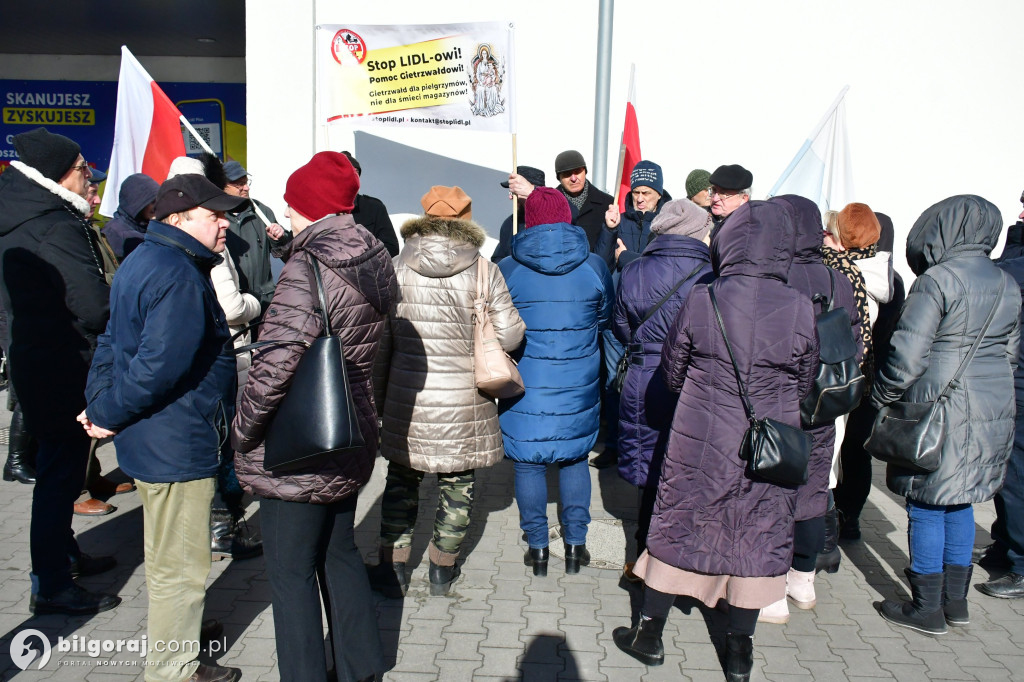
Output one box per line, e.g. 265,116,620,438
374,216,525,473
872,195,1021,505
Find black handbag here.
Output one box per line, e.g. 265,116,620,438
709,285,811,486
614,263,705,394
800,269,866,426
235,255,365,471
864,296,999,474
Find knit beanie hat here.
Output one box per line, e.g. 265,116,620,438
685,169,711,199
284,151,359,221
630,160,663,195
13,127,81,182
421,186,472,220
525,187,572,228
837,202,881,248
651,199,713,240
167,156,205,178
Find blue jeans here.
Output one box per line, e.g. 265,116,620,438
906,499,974,574
514,458,592,548
601,328,624,449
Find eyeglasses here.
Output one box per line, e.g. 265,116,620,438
710,186,741,198
229,174,252,187
71,162,91,176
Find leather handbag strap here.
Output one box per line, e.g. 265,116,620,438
937,295,1000,400
708,284,758,422
229,253,332,356
476,257,489,303
628,263,706,346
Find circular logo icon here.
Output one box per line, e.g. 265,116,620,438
10,628,51,670
331,29,367,64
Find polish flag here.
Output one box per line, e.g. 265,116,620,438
99,46,186,218
615,66,642,213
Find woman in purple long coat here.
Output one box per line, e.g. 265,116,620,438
613,201,819,681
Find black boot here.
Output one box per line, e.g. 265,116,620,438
943,563,972,626
724,634,754,682
3,406,37,484
210,508,263,561
524,547,549,577
30,583,121,615
816,502,841,573
879,568,947,635
612,615,665,666
366,561,408,598
565,544,590,574
428,561,462,596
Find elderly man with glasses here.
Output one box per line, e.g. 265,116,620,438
222,160,291,317
708,164,754,234
0,127,120,615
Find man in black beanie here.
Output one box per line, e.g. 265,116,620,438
0,127,120,615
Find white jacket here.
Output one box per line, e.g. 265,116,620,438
853,250,894,325
211,252,261,399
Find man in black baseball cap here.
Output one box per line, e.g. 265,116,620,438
80,171,245,681
492,165,545,262
708,163,753,232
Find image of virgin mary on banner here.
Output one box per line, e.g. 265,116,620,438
469,44,505,117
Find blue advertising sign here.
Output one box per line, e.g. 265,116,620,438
1,80,246,175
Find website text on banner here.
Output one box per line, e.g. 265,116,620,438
316,22,516,134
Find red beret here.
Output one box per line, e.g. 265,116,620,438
284,152,360,221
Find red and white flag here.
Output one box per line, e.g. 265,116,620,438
615,66,642,213
99,46,186,218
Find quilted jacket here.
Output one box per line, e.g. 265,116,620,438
612,233,713,488
647,201,819,578
770,195,862,521
233,214,395,504
498,221,613,464
873,195,1020,506
374,215,524,474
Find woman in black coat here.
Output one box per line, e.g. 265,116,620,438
874,195,1020,636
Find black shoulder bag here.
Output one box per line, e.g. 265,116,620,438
800,269,866,426
234,256,365,471
614,263,705,394
709,285,811,486
864,295,999,474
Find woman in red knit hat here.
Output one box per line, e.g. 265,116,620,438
232,151,396,682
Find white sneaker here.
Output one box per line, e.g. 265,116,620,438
787,568,817,609
758,597,790,624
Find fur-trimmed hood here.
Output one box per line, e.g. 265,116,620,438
9,160,90,216
398,215,486,278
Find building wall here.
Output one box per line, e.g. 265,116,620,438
249,0,1024,275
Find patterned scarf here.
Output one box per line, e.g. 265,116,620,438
559,181,589,212
822,246,874,387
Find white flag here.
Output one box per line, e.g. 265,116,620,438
768,86,854,215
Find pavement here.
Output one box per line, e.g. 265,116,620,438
1,397,1023,681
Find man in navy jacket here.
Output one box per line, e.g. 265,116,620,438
81,174,244,682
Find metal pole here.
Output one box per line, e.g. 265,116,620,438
593,0,614,191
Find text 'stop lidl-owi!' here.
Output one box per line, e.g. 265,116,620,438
316,22,516,134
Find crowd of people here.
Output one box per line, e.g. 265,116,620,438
1,126,1023,682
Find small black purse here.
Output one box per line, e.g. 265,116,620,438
235,255,365,471
709,285,811,486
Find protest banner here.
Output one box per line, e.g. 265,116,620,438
316,22,516,134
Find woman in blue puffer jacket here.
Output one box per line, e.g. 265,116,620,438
498,187,613,577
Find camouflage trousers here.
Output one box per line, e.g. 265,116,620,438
380,461,475,555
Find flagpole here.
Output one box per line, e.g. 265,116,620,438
511,133,519,235
180,113,275,228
